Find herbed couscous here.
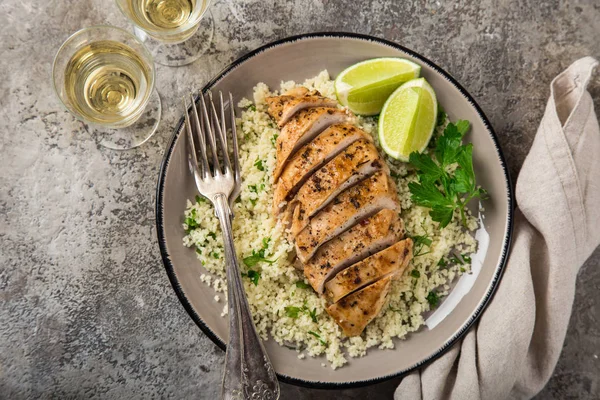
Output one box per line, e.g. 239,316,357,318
182,71,478,369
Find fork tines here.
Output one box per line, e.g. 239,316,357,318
183,91,240,180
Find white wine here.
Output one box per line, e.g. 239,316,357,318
143,0,193,29
124,0,208,43
64,40,152,126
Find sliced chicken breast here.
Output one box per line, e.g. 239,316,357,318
272,124,370,216
273,107,351,182
325,239,413,303
289,140,386,236
326,275,393,337
266,89,337,127
303,209,405,294
294,171,399,262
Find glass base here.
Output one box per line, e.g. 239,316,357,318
89,88,161,150
134,10,214,67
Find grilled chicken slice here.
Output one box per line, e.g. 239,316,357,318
266,89,337,127
289,140,386,236
326,275,393,337
272,124,370,216
303,209,405,294
295,171,399,262
273,107,351,182
325,239,413,303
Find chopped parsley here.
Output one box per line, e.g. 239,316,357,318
307,308,318,323
461,253,472,263
295,281,311,289
284,302,318,323
247,104,256,112
184,217,198,232
241,269,261,286
284,306,301,318
248,183,265,194
211,251,220,259
408,120,487,228
426,291,440,308
307,331,327,346
242,237,275,267
195,195,206,204
438,258,447,268
407,227,432,257
254,158,265,171
410,269,421,278
270,134,279,146
207,232,217,240
460,267,466,273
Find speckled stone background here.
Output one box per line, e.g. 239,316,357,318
1,0,599,399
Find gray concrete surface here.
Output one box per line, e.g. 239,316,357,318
1,0,599,398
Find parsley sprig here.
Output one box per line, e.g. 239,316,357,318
408,120,487,228
243,237,276,268
284,302,318,323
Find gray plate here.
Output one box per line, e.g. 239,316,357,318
156,33,514,388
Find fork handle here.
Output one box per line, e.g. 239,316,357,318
213,194,280,400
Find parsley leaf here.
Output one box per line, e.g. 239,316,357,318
284,306,301,318
456,120,470,135
284,303,318,323
308,308,318,323
241,269,261,286
407,226,432,257
254,158,265,171
410,269,421,278
426,291,440,308
242,237,275,267
195,195,206,204
184,217,198,232
408,120,487,228
242,252,275,267
295,281,311,289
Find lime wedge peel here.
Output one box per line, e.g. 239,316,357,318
335,58,421,115
378,78,438,161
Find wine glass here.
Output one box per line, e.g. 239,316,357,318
52,26,161,150
115,0,214,67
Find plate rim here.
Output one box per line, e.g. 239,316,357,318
155,31,515,389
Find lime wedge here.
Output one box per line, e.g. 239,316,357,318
378,78,438,161
335,58,421,115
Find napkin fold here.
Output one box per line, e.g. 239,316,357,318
395,56,600,400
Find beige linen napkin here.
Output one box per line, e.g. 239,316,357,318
395,56,600,400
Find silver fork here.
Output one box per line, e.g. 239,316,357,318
184,92,279,400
